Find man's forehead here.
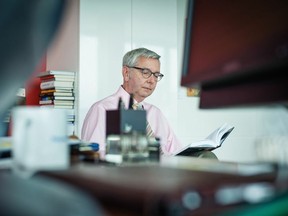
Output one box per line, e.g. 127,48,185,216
137,57,160,67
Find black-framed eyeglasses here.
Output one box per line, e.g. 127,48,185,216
128,66,164,82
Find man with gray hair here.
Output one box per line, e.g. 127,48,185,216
81,47,183,159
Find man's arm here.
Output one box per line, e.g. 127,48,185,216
81,104,107,158
146,105,183,155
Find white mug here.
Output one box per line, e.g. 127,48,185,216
11,106,69,175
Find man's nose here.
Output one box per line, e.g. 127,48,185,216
147,74,157,83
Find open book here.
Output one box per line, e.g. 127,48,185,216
174,123,234,156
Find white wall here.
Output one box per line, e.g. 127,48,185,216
78,0,180,135
78,0,131,139
51,0,288,163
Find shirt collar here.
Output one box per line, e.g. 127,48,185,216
117,86,145,109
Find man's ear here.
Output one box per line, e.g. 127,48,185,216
122,66,130,81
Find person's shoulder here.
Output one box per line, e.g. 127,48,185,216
89,89,121,110
142,102,162,112
91,94,118,109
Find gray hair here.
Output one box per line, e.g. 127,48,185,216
122,47,161,67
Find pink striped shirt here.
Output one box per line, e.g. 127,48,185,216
81,86,183,158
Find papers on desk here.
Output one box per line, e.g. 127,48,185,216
0,136,11,150
0,137,12,169
0,136,11,159
0,137,99,154
68,139,99,152
0,137,99,164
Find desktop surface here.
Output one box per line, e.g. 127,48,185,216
37,157,280,216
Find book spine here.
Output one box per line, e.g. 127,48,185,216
40,104,74,109
40,89,73,94
40,95,75,101
39,100,53,105
40,76,75,82
40,92,74,97
39,100,74,105
37,70,75,77
40,81,55,89
40,81,74,90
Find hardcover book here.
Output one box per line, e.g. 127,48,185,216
40,92,74,97
39,100,74,105
40,81,74,90
174,123,234,156
37,70,75,77
40,104,74,109
40,89,74,94
40,95,75,101
40,75,75,82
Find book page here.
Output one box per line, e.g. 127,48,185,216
174,123,234,156
189,139,217,148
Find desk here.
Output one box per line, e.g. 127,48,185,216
37,157,280,216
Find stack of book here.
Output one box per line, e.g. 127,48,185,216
38,70,76,135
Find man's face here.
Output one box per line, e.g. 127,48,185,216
123,57,160,102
